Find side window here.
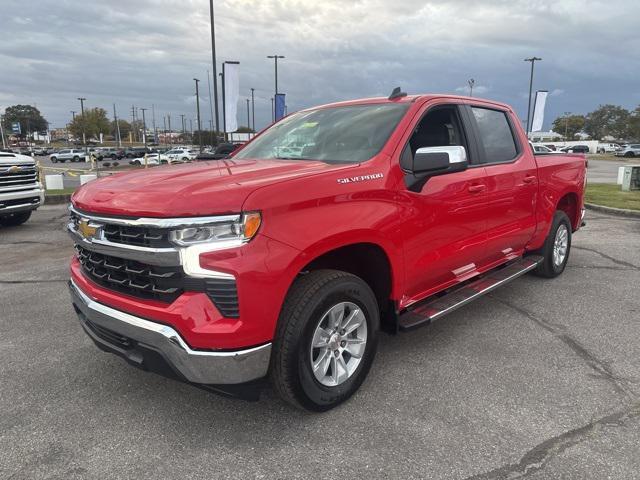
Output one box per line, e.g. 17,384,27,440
401,106,467,170
471,107,518,163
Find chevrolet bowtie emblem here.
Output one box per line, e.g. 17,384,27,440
78,220,99,240
8,165,21,174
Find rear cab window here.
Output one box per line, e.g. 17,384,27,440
469,107,519,164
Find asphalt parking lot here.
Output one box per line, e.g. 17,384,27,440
1,205,639,479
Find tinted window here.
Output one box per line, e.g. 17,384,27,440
471,107,518,163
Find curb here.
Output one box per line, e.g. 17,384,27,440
45,194,73,205
585,202,640,219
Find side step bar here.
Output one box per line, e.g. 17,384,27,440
398,255,543,330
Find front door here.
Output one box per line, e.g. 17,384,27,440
397,102,489,306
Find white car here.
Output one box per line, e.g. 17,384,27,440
129,153,161,166
597,143,621,154
49,149,88,163
165,148,198,163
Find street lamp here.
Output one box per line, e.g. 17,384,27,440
140,108,147,148
250,88,255,131
194,78,202,151
246,98,250,129
524,57,542,136
270,97,274,123
468,78,475,97
77,97,87,153
267,55,285,100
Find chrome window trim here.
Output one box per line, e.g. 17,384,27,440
69,205,240,228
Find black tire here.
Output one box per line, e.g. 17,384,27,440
534,211,572,278
270,269,379,411
50,157,57,163
624,152,635,157
0,211,32,227
110,154,117,160
72,155,79,162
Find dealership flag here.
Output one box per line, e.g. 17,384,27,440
275,93,286,121
224,62,240,132
531,90,548,132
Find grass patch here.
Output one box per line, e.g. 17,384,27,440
586,183,640,211
45,188,76,195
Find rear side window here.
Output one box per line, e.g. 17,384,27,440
471,107,518,163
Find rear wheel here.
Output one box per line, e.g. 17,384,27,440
0,211,32,227
270,270,379,411
50,157,57,163
534,211,572,278
72,155,79,162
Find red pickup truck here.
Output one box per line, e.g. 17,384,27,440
68,91,586,411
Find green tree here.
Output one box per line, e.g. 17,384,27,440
69,107,110,140
236,126,255,133
584,105,629,140
627,106,640,141
110,119,131,140
192,130,218,147
2,104,48,137
551,114,585,140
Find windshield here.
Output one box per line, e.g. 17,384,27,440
234,103,409,163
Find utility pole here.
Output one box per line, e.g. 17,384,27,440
163,116,167,147
131,105,136,143
140,108,147,148
220,69,226,140
167,114,172,146
77,97,87,154
207,69,215,132
246,98,250,130
113,104,122,147
271,97,274,123
468,78,475,97
180,114,185,136
209,0,220,134
524,57,542,136
69,111,76,145
267,55,285,101
250,88,255,131
194,78,202,151
152,104,157,144
0,116,6,149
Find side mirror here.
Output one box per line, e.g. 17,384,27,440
404,146,468,192
412,146,468,174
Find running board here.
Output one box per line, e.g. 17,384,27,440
398,255,543,331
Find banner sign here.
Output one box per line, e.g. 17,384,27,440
531,90,548,132
275,93,286,122
11,122,21,134
224,62,240,133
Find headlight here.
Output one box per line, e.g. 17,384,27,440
169,212,261,246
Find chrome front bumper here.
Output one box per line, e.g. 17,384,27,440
0,187,45,214
69,279,271,385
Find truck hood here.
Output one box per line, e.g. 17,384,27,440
0,153,35,165
72,158,354,217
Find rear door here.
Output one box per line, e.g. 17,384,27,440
465,105,538,264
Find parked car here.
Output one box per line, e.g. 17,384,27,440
560,145,590,154
596,143,621,154
164,148,198,163
195,143,241,161
68,92,587,411
543,144,557,151
532,144,555,154
615,144,640,157
129,153,162,166
124,146,153,158
0,151,44,226
49,149,87,163
93,148,125,160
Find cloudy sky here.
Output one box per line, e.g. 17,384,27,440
1,0,638,132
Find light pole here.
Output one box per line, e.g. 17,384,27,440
270,97,274,123
564,111,571,141
468,78,475,97
209,0,220,134
267,54,285,102
207,69,215,132
180,114,185,136
194,78,202,151
77,97,87,153
219,71,225,139
524,57,542,136
246,98,250,129
140,108,147,148
69,111,76,146
250,88,255,131
167,114,172,145
113,104,122,148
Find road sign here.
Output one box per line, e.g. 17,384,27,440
11,122,21,134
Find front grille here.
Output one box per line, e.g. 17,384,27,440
85,319,134,349
75,245,184,303
0,196,40,210
0,163,38,193
103,224,171,248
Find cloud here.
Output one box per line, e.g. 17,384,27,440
0,0,638,131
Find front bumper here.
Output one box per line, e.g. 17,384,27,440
69,279,272,385
0,187,44,214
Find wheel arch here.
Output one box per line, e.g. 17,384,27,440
556,191,580,231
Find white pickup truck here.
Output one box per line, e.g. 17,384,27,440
0,152,45,226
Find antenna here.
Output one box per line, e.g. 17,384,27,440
388,87,407,100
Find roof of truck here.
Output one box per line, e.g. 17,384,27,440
309,94,512,112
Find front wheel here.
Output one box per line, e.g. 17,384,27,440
534,211,572,278
270,270,379,411
50,157,57,163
